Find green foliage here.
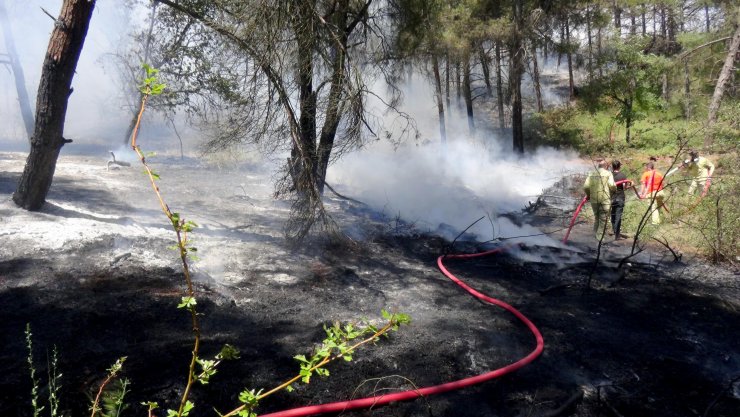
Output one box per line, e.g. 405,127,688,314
177,296,197,311
47,346,62,417
524,107,585,150
100,379,130,417
25,324,44,417
140,63,166,96
581,38,668,143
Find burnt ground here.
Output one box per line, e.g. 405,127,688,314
0,152,739,417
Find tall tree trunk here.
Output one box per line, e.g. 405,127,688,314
684,60,691,119
292,0,318,193
431,54,447,144
445,52,451,111
625,99,632,144
662,73,669,101
494,42,506,130
642,7,647,36
13,0,96,210
587,6,593,80
706,25,740,145
0,0,35,140
704,5,710,33
510,0,524,153
660,4,667,38
316,3,350,194
653,4,657,37
597,26,603,77
565,17,575,102
630,12,636,36
531,43,543,112
614,0,622,31
462,51,475,133
455,59,461,107
478,45,492,97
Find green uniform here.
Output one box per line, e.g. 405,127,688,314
686,156,715,195
583,168,616,240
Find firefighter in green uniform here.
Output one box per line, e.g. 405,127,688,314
583,158,616,241
683,150,715,196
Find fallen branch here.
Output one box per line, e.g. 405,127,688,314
323,181,367,206
650,236,682,262
537,388,584,417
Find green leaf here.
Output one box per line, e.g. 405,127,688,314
217,344,240,361
178,296,197,310
182,400,195,417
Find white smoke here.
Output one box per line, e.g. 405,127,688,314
328,72,586,245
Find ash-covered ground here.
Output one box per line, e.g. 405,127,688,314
1,151,738,417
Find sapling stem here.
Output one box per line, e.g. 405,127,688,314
130,71,201,417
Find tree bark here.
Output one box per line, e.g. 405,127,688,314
455,59,461,107
0,0,35,140
565,17,575,101
613,0,622,31
704,5,710,33
445,52,450,110
684,60,691,119
316,1,350,193
510,0,524,153
531,43,543,112
431,54,447,144
478,45,492,97
13,0,96,210
706,25,740,144
586,6,593,81
494,42,506,130
462,50,475,133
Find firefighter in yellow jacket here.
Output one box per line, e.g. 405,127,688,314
683,150,715,196
583,158,616,241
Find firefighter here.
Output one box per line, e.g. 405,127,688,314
639,162,665,225
683,150,715,196
583,158,616,241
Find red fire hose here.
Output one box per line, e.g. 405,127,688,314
259,247,544,417
562,179,643,244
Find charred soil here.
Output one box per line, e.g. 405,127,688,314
1,152,738,417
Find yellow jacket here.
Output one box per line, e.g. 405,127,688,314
583,168,616,204
687,157,715,177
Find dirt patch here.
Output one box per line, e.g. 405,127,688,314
1,152,738,417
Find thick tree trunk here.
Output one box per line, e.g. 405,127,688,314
531,43,543,112
706,25,740,144
510,0,524,153
0,0,35,140
478,45,492,97
316,26,348,194
642,8,647,36
431,54,447,144
13,0,96,210
630,13,636,36
494,42,506,130
289,0,319,195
